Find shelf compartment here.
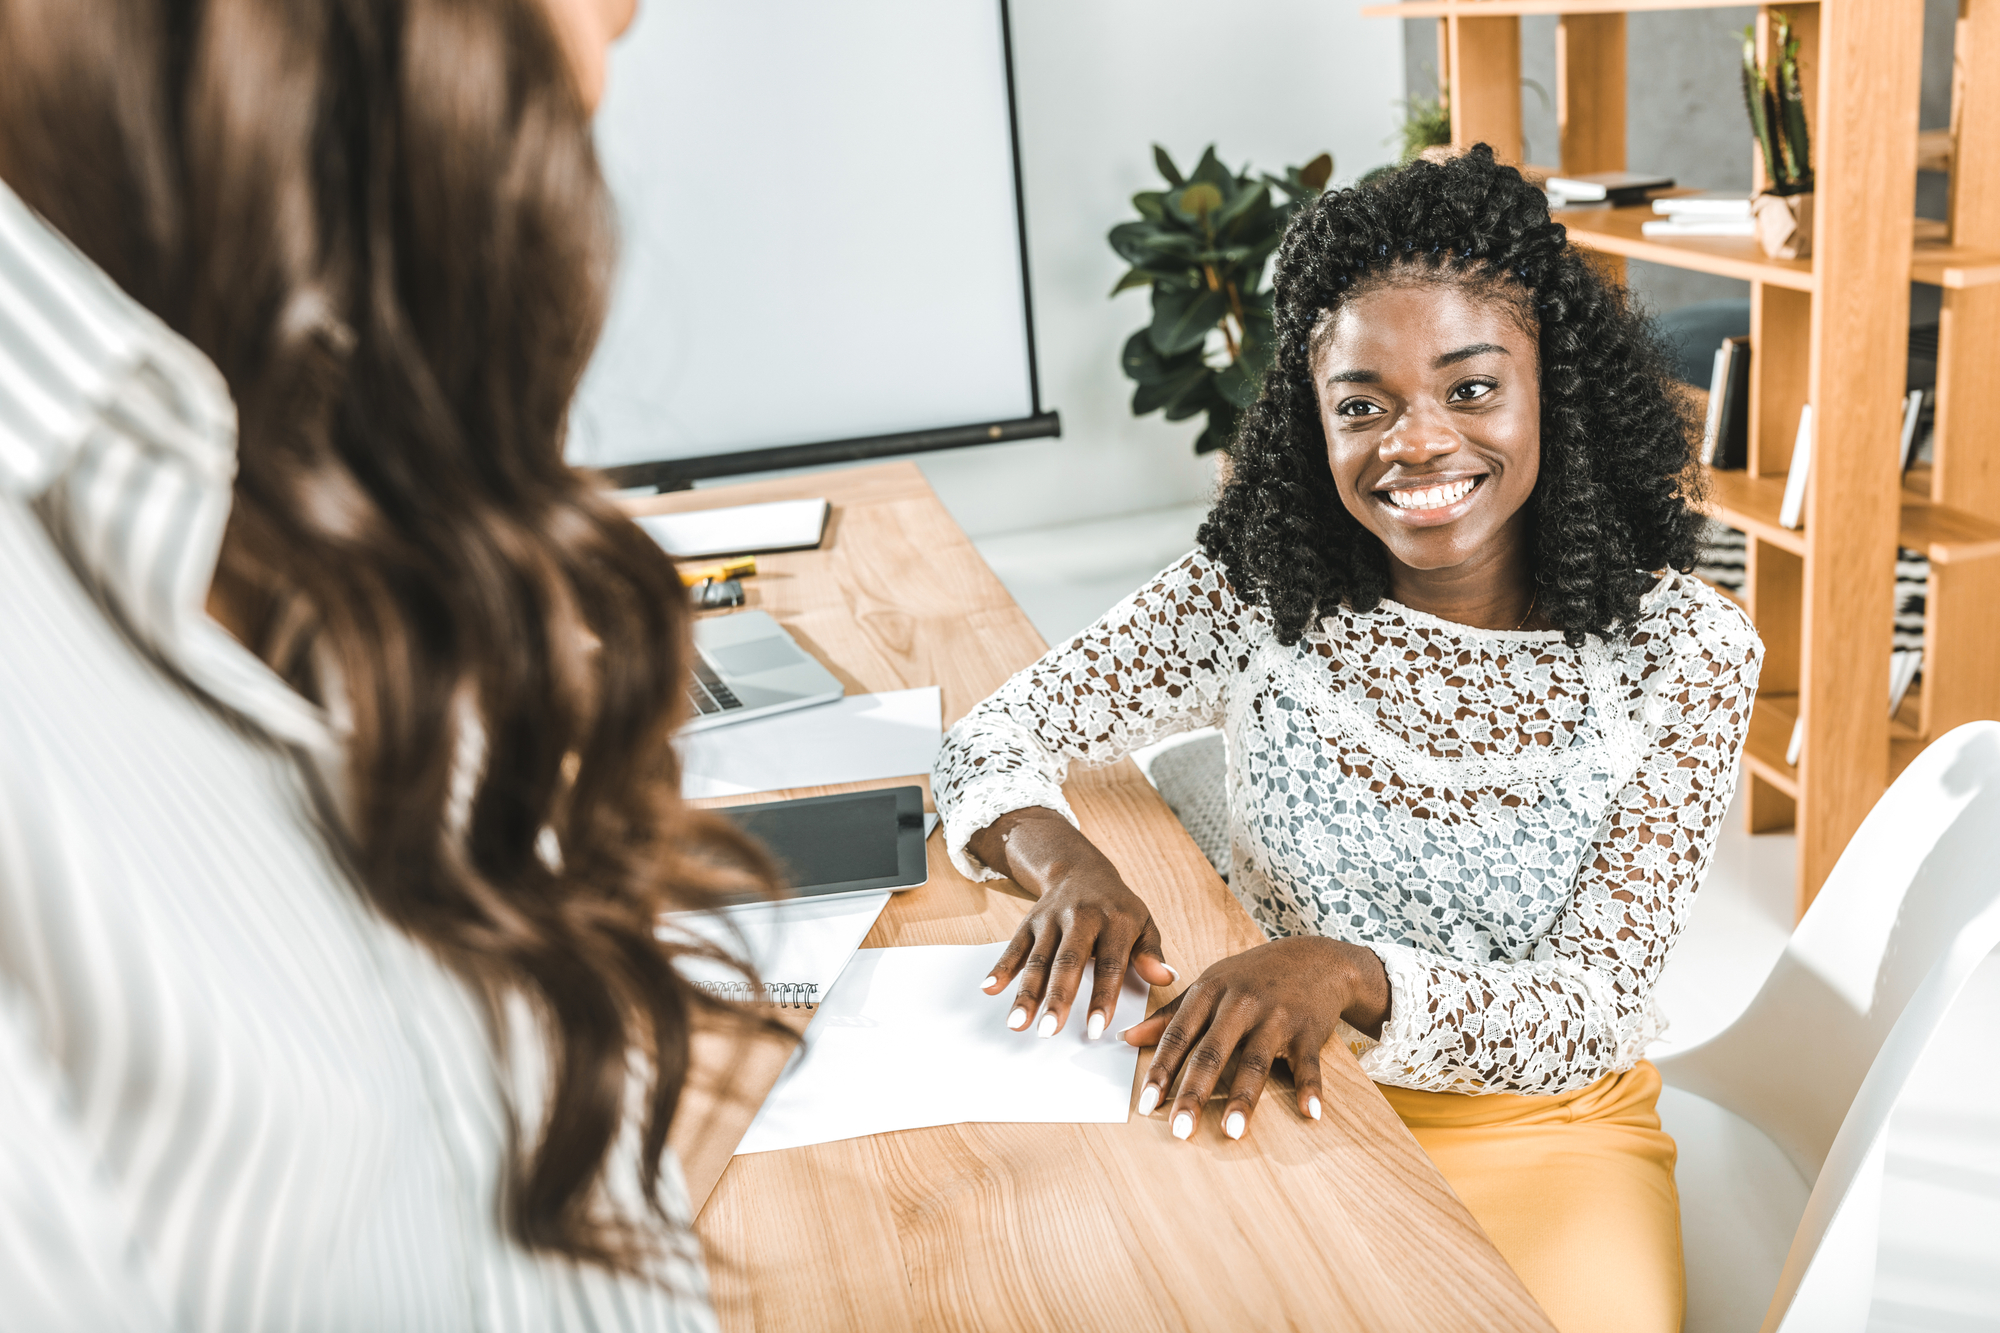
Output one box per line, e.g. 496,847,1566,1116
1744,692,1800,798
1701,467,2000,565
1745,688,1924,793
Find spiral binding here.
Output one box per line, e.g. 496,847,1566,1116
693,979,821,1007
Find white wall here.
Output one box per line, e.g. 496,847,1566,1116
915,0,1404,538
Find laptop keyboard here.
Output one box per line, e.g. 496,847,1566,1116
687,655,745,717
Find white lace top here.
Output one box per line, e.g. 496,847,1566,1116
935,553,1762,1096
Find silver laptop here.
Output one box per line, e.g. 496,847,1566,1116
684,610,843,732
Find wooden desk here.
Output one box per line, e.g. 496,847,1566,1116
629,463,1552,1332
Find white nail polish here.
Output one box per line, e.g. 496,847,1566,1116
1225,1111,1245,1140
1308,1096,1322,1121
1037,1012,1058,1038
982,975,1000,990
1086,1012,1106,1041
1007,1007,1028,1030
1163,964,1180,981
1172,1112,1193,1140
1136,1085,1159,1116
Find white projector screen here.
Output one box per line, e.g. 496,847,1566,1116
569,0,1053,486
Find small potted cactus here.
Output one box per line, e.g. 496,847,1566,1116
1742,17,1814,259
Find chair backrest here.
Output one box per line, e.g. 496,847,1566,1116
1655,721,2000,1333
1657,721,2000,1178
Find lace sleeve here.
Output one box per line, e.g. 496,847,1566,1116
1360,593,1763,1094
934,552,1249,881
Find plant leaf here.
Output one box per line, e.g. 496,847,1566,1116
1132,360,1210,415
1162,373,1221,421
1214,178,1272,231
1131,190,1167,222
1108,220,1201,266
1152,144,1185,187
1194,403,1240,454
1108,268,1155,297
1215,357,1262,408
1191,145,1232,188
1148,283,1230,356
1172,182,1225,222
1121,329,1205,385
1298,152,1334,191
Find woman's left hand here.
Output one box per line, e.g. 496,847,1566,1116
1120,936,1391,1142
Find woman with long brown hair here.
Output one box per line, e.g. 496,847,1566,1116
0,0,774,1325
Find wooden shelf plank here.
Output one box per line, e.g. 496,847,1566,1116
1557,203,1815,290
1899,494,2000,563
1552,202,2000,291
1363,0,1788,16
1891,680,1924,743
1744,693,1801,798
1910,239,2000,289
1701,470,1805,556
1747,690,1924,790
1702,467,2000,564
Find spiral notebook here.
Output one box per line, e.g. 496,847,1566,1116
664,890,893,1007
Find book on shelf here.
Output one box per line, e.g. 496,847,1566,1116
1547,171,1675,208
1701,336,1750,469
1652,192,1753,219
1779,403,1813,530
1641,218,1757,238
1786,649,1922,766
1899,388,1925,472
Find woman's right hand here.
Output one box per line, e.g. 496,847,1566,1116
966,807,1177,1041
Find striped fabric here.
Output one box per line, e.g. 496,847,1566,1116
0,182,715,1331
1695,521,1928,656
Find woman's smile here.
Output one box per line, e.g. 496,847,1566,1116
1375,472,1487,524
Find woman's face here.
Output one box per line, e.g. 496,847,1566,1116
1313,280,1541,579
541,0,638,110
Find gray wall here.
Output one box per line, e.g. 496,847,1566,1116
1404,2,1960,318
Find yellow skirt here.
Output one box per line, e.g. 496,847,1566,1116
1379,1061,1683,1333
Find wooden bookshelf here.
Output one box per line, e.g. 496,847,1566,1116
1379,0,2000,914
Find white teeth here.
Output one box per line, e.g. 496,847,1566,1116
1387,478,1477,510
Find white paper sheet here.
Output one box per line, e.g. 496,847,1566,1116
634,498,828,558
664,893,890,1006
735,944,1150,1155
678,686,941,798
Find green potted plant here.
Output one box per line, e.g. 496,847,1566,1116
1108,145,1332,454
1741,16,1813,258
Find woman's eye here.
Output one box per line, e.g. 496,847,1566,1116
1449,380,1496,402
1336,399,1383,418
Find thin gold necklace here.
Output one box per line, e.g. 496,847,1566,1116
1513,591,1538,631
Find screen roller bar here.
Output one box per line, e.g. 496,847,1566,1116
599,410,1062,493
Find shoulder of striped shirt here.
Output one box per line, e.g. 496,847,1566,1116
0,179,333,754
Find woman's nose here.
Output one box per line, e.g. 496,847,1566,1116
1379,402,1462,465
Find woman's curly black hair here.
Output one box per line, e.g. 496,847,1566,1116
1197,145,1702,647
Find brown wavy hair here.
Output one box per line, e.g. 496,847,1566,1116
0,0,783,1275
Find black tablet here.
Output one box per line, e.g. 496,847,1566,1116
715,785,929,903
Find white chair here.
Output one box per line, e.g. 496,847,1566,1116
1134,728,1231,879
1658,720,2000,1332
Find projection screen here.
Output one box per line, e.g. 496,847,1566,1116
568,0,1057,489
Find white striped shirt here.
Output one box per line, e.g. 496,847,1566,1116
0,181,716,1332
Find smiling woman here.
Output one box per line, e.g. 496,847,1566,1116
933,147,1762,1333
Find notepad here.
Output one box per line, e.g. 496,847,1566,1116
678,686,942,798
734,943,1150,1155
635,498,829,559
665,892,891,1007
